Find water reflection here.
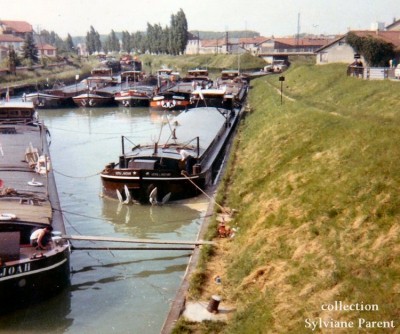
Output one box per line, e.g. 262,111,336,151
0,289,73,332
102,197,203,238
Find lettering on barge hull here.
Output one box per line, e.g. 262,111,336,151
113,171,174,177
0,263,31,279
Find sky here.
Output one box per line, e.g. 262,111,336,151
2,0,399,38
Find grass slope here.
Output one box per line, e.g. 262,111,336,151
140,53,266,76
183,63,400,333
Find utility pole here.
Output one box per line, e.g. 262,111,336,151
197,31,200,55
296,13,300,49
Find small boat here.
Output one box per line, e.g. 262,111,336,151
24,91,72,109
72,67,119,107
73,91,115,108
217,70,249,104
24,81,87,109
190,87,235,109
149,91,193,110
115,86,155,107
149,68,212,111
114,71,156,107
100,106,242,203
0,101,70,313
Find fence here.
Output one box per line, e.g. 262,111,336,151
347,66,398,80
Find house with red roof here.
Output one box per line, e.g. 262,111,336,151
0,34,24,61
315,30,400,66
386,18,400,31
0,20,33,39
35,39,57,58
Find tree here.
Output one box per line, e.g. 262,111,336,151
65,34,74,52
170,9,188,55
161,26,171,54
8,45,19,75
146,23,155,54
132,31,145,54
121,31,132,53
86,26,102,54
346,32,395,67
22,33,39,63
109,30,120,52
175,9,188,54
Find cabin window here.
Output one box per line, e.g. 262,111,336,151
128,159,157,169
21,110,32,117
0,127,16,134
8,110,19,117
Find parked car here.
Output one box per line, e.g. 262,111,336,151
272,60,288,72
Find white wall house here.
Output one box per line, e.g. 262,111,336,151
315,36,360,65
316,30,400,66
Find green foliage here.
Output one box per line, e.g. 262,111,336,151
85,26,102,55
228,293,274,334
121,31,132,53
7,45,19,74
22,33,39,63
103,30,120,53
346,32,395,66
65,34,74,52
171,319,226,334
138,54,265,76
193,62,400,333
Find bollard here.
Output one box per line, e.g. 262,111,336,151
207,295,221,314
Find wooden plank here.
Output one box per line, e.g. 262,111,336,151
63,234,215,246
71,246,195,251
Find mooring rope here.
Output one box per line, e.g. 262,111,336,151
53,168,101,179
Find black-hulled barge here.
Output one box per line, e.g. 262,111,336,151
100,106,241,203
0,101,70,313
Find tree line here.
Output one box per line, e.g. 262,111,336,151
5,9,187,71
86,9,188,55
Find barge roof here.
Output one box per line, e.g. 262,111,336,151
127,107,231,159
0,103,61,228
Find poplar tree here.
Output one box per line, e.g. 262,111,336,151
65,34,74,52
8,45,18,75
22,33,39,63
85,26,102,54
121,31,132,53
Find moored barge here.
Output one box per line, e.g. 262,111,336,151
100,106,241,203
0,101,70,312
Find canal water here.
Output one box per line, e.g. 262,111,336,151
0,106,209,333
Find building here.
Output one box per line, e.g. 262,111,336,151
185,38,228,55
257,36,333,63
239,36,268,54
315,30,400,65
386,18,400,31
0,45,8,62
36,40,57,58
0,20,33,39
76,43,89,57
0,34,24,54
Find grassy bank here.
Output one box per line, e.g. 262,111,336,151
179,63,400,333
0,57,99,92
140,53,266,77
